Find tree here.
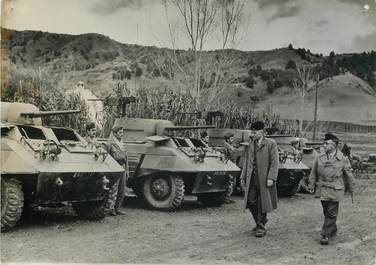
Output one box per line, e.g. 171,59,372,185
285,59,297,70
288,43,293,50
163,0,246,109
292,65,312,136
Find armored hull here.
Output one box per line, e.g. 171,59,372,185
1,102,124,231
112,118,240,210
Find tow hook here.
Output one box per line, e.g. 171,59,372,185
55,177,63,186
206,175,213,186
102,176,110,190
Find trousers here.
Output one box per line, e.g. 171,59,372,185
114,171,126,212
321,200,339,237
247,184,267,227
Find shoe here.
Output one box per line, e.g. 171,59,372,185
255,227,266,237
116,210,126,215
320,235,329,245
124,187,136,197
251,226,258,232
108,210,117,216
330,229,337,237
224,199,235,204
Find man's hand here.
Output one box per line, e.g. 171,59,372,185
267,179,274,187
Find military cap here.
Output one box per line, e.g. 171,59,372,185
86,122,95,131
250,120,265,131
111,125,123,133
324,133,339,143
200,131,208,138
224,132,234,140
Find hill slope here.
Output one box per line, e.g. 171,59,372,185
1,28,376,124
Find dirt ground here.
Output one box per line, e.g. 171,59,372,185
1,172,375,265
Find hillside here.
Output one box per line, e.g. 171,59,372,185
1,28,376,124
257,73,376,124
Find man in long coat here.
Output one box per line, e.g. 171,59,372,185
240,121,279,237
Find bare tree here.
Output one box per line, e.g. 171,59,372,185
163,0,246,110
293,64,312,136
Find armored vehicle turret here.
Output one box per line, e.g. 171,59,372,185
111,117,240,210
1,102,124,231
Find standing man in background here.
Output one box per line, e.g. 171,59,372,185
308,133,355,245
105,125,127,216
241,121,279,237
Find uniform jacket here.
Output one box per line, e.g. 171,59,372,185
308,150,355,201
105,134,127,166
241,137,279,212
84,136,99,150
224,142,236,162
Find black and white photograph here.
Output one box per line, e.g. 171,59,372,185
1,0,376,264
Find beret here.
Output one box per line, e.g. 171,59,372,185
200,131,208,138
324,133,339,142
224,132,234,140
250,121,265,130
86,122,95,131
111,125,124,133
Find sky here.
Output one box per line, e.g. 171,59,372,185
2,0,376,55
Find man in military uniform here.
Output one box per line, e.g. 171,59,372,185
308,133,355,245
223,132,237,203
241,121,279,237
105,125,127,216
84,122,98,149
200,131,210,148
223,132,236,162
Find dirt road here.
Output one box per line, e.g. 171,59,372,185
1,175,375,265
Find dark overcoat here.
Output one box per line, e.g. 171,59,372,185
241,137,279,213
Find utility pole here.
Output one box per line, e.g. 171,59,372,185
313,72,319,141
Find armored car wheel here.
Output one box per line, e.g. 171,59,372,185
1,178,24,232
72,201,107,220
142,174,185,211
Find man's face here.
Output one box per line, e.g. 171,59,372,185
323,140,336,153
226,136,234,144
115,129,124,141
203,135,210,143
249,129,263,141
88,128,96,138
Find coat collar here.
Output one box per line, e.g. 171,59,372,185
319,149,344,161
250,136,266,150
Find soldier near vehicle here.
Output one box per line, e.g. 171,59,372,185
240,121,279,238
308,133,355,245
84,122,99,149
200,131,210,148
104,125,127,216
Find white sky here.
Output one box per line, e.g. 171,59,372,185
2,0,376,54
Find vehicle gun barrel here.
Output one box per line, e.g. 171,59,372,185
165,125,216,131
20,110,80,118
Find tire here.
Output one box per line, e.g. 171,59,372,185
142,174,185,211
1,178,24,232
72,201,107,220
223,175,235,202
197,192,226,207
103,180,119,214
72,182,116,220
